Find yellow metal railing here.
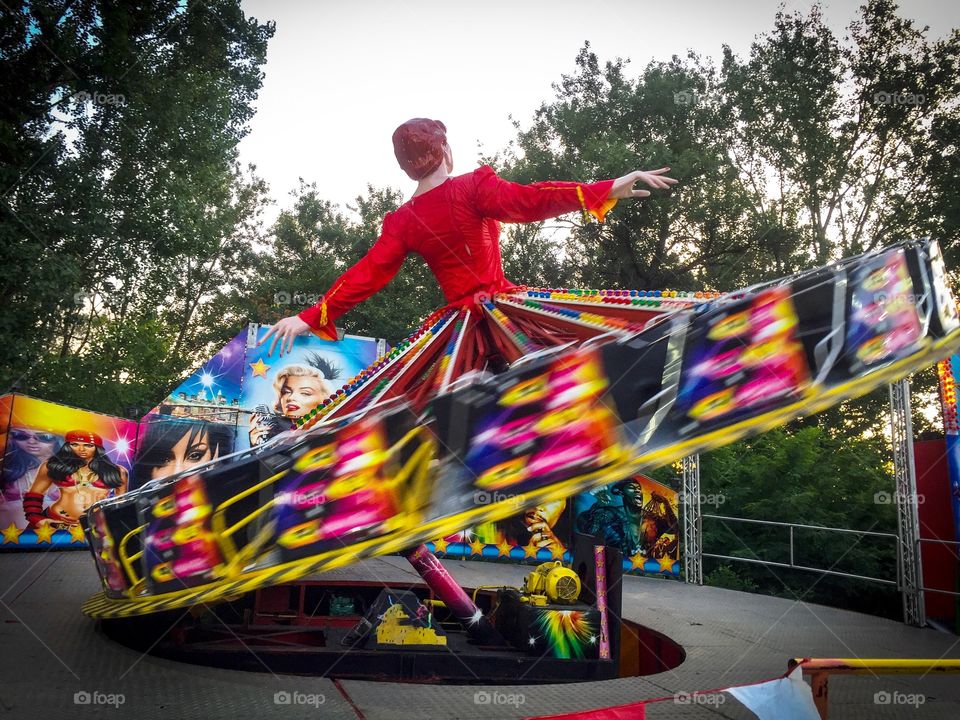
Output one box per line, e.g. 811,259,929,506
114,424,436,597
789,657,960,719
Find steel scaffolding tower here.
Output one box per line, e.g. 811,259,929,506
682,454,703,585
889,379,926,627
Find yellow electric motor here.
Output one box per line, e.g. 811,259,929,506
522,561,581,605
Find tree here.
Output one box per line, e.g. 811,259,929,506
500,222,572,289
501,2,957,617
721,0,959,266
721,0,958,437
698,425,902,618
499,44,767,292
240,182,443,347
0,1,275,415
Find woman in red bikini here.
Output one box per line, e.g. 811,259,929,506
23,430,128,527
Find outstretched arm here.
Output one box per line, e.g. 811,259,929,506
474,165,676,224
24,462,54,527
260,215,407,356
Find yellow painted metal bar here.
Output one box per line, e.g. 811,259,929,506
221,497,277,541
789,656,960,720
211,470,287,565
213,470,287,532
389,427,436,515
792,658,960,674
117,524,147,587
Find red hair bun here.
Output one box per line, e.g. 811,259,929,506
392,118,447,180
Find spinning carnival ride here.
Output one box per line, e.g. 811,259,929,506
79,239,960,630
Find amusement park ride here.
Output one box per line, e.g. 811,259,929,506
80,239,960,682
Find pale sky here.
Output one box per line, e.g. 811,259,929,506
238,0,958,222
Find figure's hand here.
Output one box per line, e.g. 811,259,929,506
248,414,269,446
259,315,311,357
527,521,560,549
610,168,678,199
653,533,676,558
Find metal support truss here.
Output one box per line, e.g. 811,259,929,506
682,454,703,585
889,379,926,627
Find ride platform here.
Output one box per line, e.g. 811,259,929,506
3,551,960,719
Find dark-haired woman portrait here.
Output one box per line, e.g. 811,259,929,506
133,419,235,488
23,430,128,527
0,427,62,528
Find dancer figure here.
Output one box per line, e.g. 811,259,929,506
261,118,676,358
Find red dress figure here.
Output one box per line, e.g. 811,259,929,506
262,118,682,426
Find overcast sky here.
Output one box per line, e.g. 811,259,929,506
238,0,957,221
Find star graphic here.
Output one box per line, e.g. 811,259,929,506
69,524,87,544
495,540,514,558
34,523,55,544
468,539,486,557
548,544,565,561
522,543,540,560
249,358,270,378
657,555,677,574
629,553,647,571
527,635,537,647
468,608,485,626
432,538,449,555
1,523,22,545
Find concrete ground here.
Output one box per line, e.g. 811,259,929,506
1,550,958,719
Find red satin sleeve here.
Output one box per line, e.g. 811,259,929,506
472,165,618,224
298,212,408,339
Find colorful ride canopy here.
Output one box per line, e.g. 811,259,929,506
81,240,960,618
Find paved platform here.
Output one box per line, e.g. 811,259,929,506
1,549,959,719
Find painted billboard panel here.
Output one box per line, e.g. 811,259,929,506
1,395,137,548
